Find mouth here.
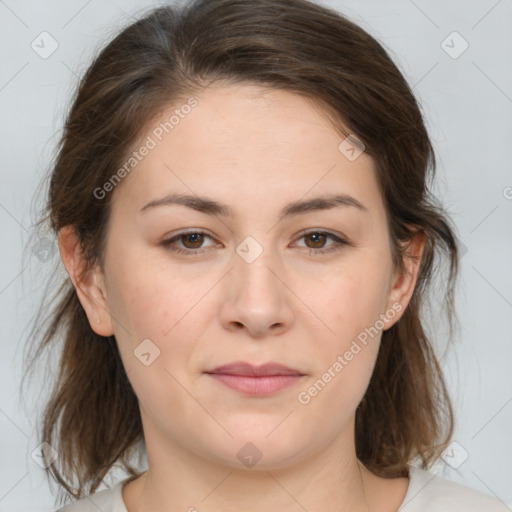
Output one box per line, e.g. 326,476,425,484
204,361,306,396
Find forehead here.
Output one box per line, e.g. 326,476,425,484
113,83,381,216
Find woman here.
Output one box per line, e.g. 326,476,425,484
23,0,506,510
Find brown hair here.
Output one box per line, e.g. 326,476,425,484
22,0,460,504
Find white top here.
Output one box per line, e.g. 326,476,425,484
55,465,507,511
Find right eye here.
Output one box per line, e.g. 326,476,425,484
161,230,218,255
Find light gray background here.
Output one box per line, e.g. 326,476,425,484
1,0,511,510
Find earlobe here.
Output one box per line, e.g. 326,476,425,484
58,225,114,337
384,231,426,329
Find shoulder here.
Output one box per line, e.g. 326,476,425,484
54,477,130,512
400,465,508,512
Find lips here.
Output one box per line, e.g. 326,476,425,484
205,362,305,396
206,361,304,377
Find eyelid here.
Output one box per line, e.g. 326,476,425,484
295,227,348,240
161,228,217,250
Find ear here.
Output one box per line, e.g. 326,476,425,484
383,230,426,330
58,225,114,337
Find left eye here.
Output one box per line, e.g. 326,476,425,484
294,230,349,254
161,230,349,255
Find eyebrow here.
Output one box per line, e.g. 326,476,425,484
139,192,368,221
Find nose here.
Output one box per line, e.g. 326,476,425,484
218,247,295,338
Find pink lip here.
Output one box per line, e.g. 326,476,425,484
205,361,305,396
208,374,304,396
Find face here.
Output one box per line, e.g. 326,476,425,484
63,83,422,471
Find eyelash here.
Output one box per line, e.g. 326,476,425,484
161,229,350,256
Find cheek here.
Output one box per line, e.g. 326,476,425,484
300,252,391,399
320,258,391,340
106,249,203,336
295,268,388,426
104,249,219,383
104,261,204,418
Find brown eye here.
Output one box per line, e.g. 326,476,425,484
161,230,216,255
304,232,328,249
180,233,205,249
294,230,350,255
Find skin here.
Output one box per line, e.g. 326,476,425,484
59,83,424,512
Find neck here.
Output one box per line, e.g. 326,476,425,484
130,420,371,512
